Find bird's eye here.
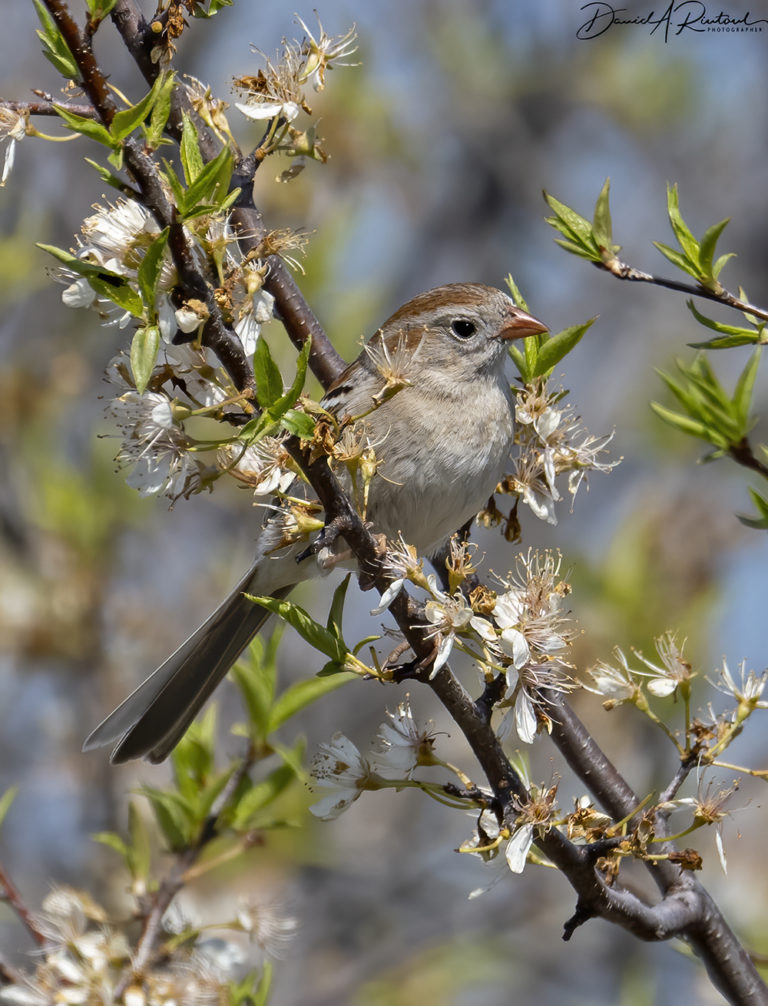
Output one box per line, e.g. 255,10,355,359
450,318,477,339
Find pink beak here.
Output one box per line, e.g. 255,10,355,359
498,308,548,341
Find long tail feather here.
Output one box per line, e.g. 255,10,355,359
83,568,292,764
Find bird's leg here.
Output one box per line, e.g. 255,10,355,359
294,513,352,565
381,633,442,681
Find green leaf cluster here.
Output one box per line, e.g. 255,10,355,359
229,622,355,751
248,576,373,678
651,349,760,456
134,709,239,851
34,0,78,79
505,274,594,382
544,178,621,265
37,242,143,315
686,299,766,351
163,117,240,220
54,73,176,170
653,184,734,293
237,337,315,444
91,606,358,865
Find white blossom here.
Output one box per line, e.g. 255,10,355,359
510,382,619,523
309,732,380,820
587,649,637,702
236,98,300,122
235,896,298,957
369,577,405,616
424,589,495,678
217,437,294,497
715,658,768,706
109,389,202,499
372,697,437,778
295,15,359,91
636,632,692,698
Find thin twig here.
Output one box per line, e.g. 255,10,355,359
657,757,698,810
114,747,257,999
0,100,96,118
0,864,46,947
728,438,768,480
600,259,768,322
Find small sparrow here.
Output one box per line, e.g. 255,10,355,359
84,283,547,763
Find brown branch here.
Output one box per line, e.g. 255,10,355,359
599,259,768,322
542,690,767,1004
657,757,698,809
283,437,768,998
44,0,117,125
0,99,96,118
0,863,45,947
728,438,768,480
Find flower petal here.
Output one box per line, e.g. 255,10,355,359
500,628,530,668
515,690,538,744
505,823,534,873
429,633,454,678
370,578,404,616
647,677,678,697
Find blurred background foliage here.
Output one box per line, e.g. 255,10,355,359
1,1,767,1003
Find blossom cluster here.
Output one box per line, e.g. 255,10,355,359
57,198,275,351
375,545,576,744
499,380,619,525
309,697,440,820
234,16,358,174
0,887,295,1006
53,197,284,499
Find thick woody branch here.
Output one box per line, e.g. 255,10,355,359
281,440,767,994
542,689,766,1003
299,474,762,1001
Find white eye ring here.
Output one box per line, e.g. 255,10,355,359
450,319,477,339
